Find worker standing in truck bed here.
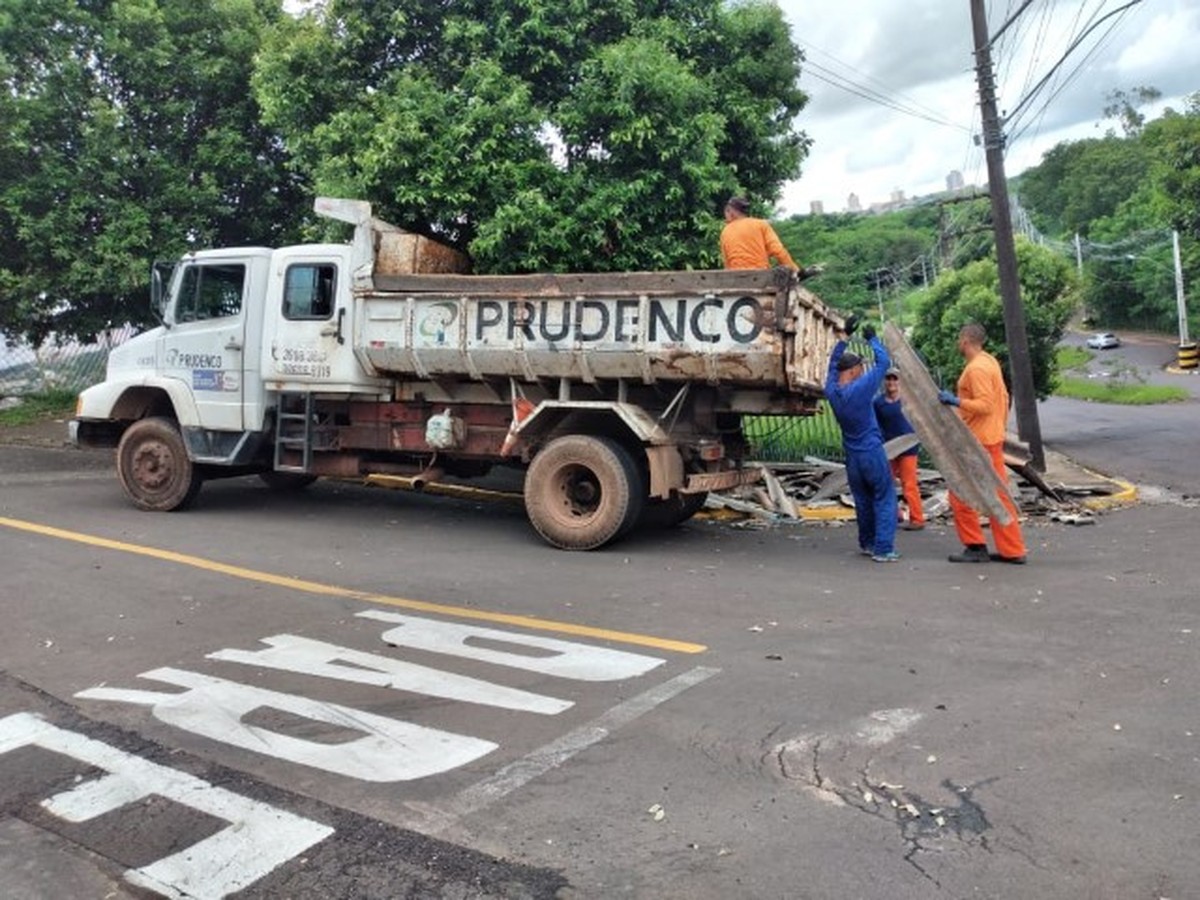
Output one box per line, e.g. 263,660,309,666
720,196,800,271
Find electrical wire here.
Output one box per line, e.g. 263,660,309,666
1003,0,1147,132
800,63,971,133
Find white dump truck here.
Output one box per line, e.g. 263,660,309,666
72,198,842,549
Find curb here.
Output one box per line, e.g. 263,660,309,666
1080,478,1138,509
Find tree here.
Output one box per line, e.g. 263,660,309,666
0,0,307,344
1016,137,1149,237
1102,85,1163,138
252,0,809,273
773,206,940,315
1142,92,1200,241
911,240,1078,399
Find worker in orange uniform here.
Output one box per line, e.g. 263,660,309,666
937,322,1028,564
720,196,801,271
873,367,925,530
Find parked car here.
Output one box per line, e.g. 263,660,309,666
1087,332,1121,349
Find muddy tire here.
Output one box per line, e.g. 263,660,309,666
640,491,709,529
116,417,203,511
258,471,318,491
525,435,644,550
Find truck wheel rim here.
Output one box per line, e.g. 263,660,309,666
131,440,175,491
554,464,602,518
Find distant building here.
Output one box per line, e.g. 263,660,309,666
847,193,862,213
810,200,825,215
946,170,965,191
890,188,905,204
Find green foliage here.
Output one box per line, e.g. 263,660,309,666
253,0,809,272
1055,345,1093,372
1054,377,1189,405
0,389,77,426
1018,93,1200,335
773,206,941,315
1016,137,1150,237
0,0,308,344
910,240,1078,399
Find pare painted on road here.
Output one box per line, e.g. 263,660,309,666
76,611,667,783
0,711,333,899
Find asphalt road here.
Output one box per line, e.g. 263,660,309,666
1039,330,1200,496
2,430,1198,899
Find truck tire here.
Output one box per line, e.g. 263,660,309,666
525,435,644,550
116,417,203,511
258,471,318,491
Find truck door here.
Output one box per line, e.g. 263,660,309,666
162,261,247,430
263,253,377,390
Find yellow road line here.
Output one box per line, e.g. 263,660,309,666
0,516,706,655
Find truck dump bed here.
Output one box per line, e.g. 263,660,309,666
317,198,841,404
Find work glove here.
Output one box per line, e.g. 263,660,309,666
938,389,961,407
862,323,876,341
842,313,859,336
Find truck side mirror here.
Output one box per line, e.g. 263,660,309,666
151,260,175,327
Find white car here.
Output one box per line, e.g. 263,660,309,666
1087,332,1120,350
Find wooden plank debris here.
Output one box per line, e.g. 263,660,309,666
881,321,1013,525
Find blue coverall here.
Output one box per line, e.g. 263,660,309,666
825,338,898,556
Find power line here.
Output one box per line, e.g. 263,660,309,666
796,41,973,133
1002,0,1147,131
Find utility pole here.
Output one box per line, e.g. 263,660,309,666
1173,230,1190,346
970,0,1045,471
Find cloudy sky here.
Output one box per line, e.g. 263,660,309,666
774,0,1200,215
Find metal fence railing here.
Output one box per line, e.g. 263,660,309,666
0,326,134,399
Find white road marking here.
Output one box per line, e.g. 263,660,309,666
76,667,497,781
358,610,666,681
208,634,572,715
404,665,721,835
0,712,333,900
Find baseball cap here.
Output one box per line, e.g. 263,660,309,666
837,351,863,371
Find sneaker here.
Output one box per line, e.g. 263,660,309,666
872,551,902,563
859,546,873,557
988,553,1027,564
948,545,990,563
901,522,925,531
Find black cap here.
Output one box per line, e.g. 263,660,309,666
837,351,863,371
726,196,750,214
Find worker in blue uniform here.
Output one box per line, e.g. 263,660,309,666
825,318,899,562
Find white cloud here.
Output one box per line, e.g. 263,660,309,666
776,0,1200,216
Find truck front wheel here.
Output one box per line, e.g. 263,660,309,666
525,435,644,550
116,417,203,511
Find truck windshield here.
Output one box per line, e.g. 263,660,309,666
175,264,246,322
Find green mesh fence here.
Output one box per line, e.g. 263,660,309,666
743,404,846,463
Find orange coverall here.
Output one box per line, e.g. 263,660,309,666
949,350,1027,558
720,217,798,270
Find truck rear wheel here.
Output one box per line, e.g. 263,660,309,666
116,417,203,511
525,435,644,550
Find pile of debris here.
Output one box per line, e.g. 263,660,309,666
706,454,1112,527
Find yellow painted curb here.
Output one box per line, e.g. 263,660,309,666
796,505,857,521
1081,478,1138,509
